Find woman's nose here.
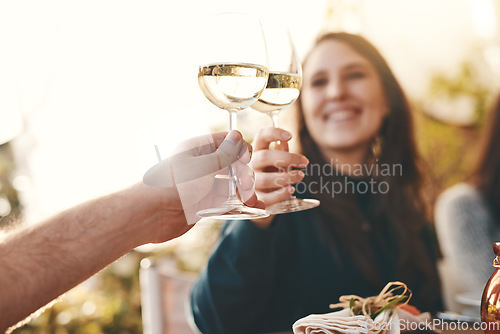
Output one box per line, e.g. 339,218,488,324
325,78,346,100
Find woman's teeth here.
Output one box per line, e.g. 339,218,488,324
328,110,355,121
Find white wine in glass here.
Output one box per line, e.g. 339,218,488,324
196,13,270,220
252,27,319,214
199,63,269,113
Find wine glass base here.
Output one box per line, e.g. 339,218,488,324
197,205,270,220
266,198,320,215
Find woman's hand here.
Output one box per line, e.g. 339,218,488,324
251,127,309,227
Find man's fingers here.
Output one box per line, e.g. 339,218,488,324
238,142,252,164
143,159,175,187
236,164,255,190
211,166,255,194
189,131,244,178
214,130,248,168
241,192,266,209
145,131,250,188
173,131,227,154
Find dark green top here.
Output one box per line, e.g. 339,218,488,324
190,180,442,334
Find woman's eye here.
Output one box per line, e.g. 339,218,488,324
311,78,327,86
346,71,366,79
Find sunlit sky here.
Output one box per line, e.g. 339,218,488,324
0,0,499,222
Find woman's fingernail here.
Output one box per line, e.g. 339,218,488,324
281,131,292,140
287,186,295,194
297,171,305,178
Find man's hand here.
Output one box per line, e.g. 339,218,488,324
143,130,265,227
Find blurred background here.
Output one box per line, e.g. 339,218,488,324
1,0,499,332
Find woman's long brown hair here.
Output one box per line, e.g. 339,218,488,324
471,95,500,220
293,32,442,311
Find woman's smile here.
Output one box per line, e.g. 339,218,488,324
322,102,360,124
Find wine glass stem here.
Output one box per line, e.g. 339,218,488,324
229,109,237,132
270,111,281,147
228,110,239,203
270,111,279,128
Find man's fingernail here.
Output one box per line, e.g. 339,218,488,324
228,130,242,141
281,131,292,140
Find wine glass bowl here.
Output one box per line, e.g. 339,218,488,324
251,71,301,114
196,12,270,220
198,63,268,112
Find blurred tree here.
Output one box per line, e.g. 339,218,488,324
415,60,494,213
0,142,21,228
12,252,144,334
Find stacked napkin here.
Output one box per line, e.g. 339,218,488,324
292,308,431,334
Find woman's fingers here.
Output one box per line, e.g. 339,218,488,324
256,186,295,206
249,127,308,207
253,127,292,151
210,162,255,193
255,170,305,190
252,149,309,171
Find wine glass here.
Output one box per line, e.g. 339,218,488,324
251,24,319,214
196,12,270,220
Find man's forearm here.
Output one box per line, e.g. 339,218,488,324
0,183,171,331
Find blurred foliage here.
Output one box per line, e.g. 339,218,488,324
0,143,21,227
148,220,225,274
427,61,491,124
12,252,144,334
415,60,494,210
414,108,480,208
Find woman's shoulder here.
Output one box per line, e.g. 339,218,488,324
434,182,495,231
435,182,484,210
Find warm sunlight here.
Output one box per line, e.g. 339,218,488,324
3,1,500,332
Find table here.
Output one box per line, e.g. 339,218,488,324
269,323,486,333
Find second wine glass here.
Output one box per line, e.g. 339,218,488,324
252,25,319,214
